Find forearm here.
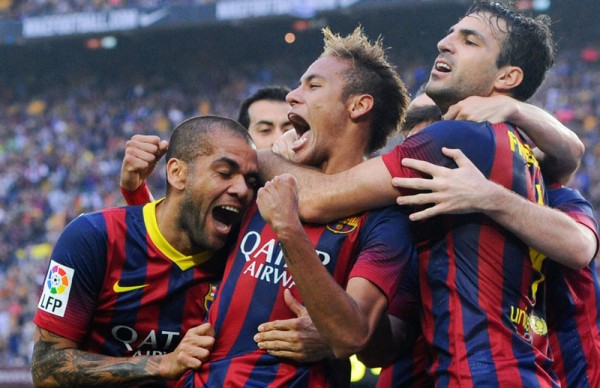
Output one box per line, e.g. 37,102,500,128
258,150,397,223
482,181,596,269
277,225,379,358
32,329,167,387
357,314,415,368
510,102,584,184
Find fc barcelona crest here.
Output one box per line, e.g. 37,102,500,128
204,283,218,312
327,216,360,234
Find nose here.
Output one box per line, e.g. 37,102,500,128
286,87,301,106
228,174,252,202
437,33,454,54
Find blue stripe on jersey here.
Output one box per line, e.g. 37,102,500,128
102,206,149,355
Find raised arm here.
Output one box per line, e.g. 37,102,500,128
120,134,168,205
393,147,598,269
444,95,584,184
32,323,214,387
258,150,398,223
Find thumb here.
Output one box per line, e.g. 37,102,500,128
284,289,307,317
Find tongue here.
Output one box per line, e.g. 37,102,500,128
292,130,310,151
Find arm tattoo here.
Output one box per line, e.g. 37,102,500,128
31,327,164,387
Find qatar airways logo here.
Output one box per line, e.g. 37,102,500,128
239,231,331,288
112,325,180,356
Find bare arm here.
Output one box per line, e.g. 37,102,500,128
32,324,214,387
445,95,584,184
258,150,398,223
393,148,597,269
357,314,416,368
256,174,389,358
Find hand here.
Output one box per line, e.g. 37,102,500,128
393,147,496,221
256,174,302,234
254,290,333,362
272,129,299,161
444,95,518,123
120,135,169,192
158,323,215,380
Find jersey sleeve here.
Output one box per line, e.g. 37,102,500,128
349,206,417,304
381,120,496,196
549,186,599,258
33,213,108,343
121,180,152,206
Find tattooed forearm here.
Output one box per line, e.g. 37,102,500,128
31,327,164,387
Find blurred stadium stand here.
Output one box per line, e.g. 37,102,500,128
0,0,598,386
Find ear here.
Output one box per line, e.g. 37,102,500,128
166,158,188,191
348,94,374,120
494,66,523,93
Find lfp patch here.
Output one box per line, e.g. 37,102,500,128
38,260,75,317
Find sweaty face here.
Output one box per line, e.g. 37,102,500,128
247,100,293,149
425,11,506,113
178,135,258,252
285,56,352,168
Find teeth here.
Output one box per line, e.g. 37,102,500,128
220,206,239,213
293,136,308,149
436,62,451,71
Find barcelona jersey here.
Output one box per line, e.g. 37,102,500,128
180,202,417,387
382,120,554,387
34,201,224,363
543,187,600,387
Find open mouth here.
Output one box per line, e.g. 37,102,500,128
212,205,240,228
435,60,452,73
288,113,311,135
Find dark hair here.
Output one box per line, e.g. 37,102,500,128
467,0,556,101
166,115,253,193
321,26,410,153
237,86,291,129
401,105,442,137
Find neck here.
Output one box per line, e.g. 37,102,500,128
155,198,193,256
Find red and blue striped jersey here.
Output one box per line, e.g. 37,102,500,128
543,187,600,387
180,202,417,387
34,201,224,361
382,120,555,387
377,245,432,388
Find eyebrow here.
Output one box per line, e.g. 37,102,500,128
213,157,259,177
254,119,275,126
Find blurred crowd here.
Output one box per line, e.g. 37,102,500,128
0,0,218,19
0,38,598,371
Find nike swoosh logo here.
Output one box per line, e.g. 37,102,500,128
139,9,168,27
113,281,149,293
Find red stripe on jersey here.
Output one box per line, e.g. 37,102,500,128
90,208,129,352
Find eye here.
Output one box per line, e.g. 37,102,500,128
217,169,233,179
309,83,320,89
257,127,272,134
246,176,258,189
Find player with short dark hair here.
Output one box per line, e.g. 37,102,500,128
32,116,259,387
236,86,293,150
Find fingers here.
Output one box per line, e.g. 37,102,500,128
272,129,298,160
392,177,436,191
283,289,307,318
401,157,445,176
